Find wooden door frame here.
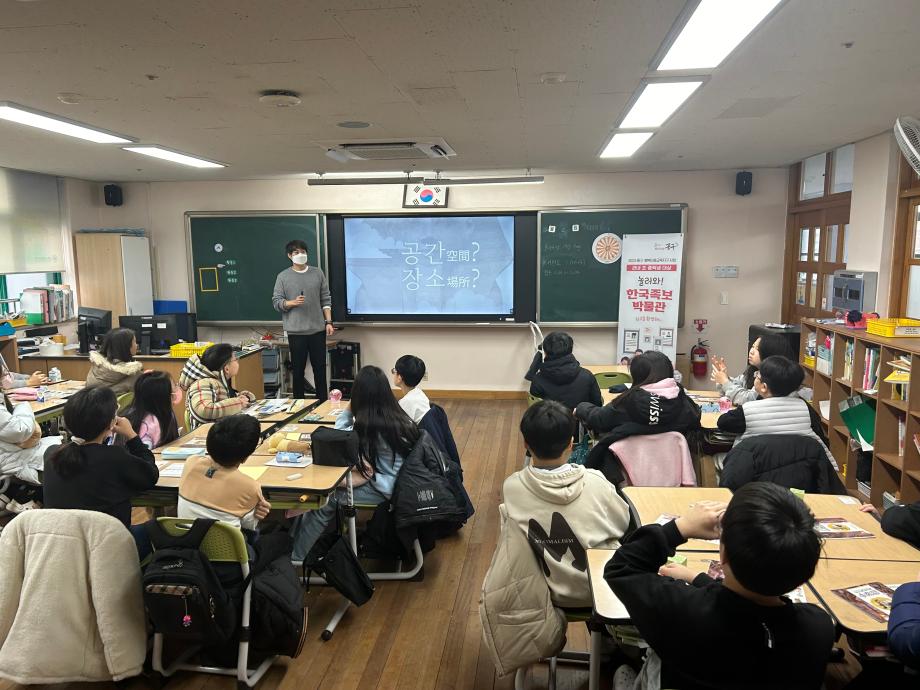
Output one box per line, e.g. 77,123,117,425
887,155,920,316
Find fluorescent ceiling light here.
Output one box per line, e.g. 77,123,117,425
123,146,225,168
422,176,544,186
657,0,783,70
600,132,654,158
306,171,431,179
0,101,132,144
308,176,422,186
620,81,703,128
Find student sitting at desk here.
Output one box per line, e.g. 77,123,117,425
889,571,920,670
86,327,144,395
0,352,48,389
605,482,834,689
524,331,602,410
710,334,792,405
179,343,255,429
291,365,419,561
574,351,699,437
0,390,60,486
501,401,629,607
178,415,271,532
42,386,159,556
716,356,835,469
123,371,180,449
393,354,430,424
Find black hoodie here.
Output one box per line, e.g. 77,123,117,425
574,378,701,436
525,352,602,410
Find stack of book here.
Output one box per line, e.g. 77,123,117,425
842,339,855,381
884,356,911,401
816,334,833,375
862,347,880,391
19,285,75,325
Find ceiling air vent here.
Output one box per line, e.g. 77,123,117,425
322,137,456,161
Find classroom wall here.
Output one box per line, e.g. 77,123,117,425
848,131,901,314
62,169,790,391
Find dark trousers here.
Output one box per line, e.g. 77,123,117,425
290,331,328,402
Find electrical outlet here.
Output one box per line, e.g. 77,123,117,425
712,265,740,278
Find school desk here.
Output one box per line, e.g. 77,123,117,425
243,397,317,423
622,486,732,552
586,548,713,690
807,558,919,635
301,399,349,425
803,494,920,562
583,364,631,376
154,421,276,449
252,423,322,455
25,379,85,423
21,346,265,426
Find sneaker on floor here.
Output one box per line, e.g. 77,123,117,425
613,663,638,690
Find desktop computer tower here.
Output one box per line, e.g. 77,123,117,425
329,341,360,399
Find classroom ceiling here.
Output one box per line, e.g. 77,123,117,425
0,0,919,182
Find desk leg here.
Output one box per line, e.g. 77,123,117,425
589,630,601,690
320,472,356,641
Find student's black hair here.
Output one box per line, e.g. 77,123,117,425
721,482,822,596
48,386,118,479
2,392,12,415
612,351,676,410
350,365,420,475
124,371,179,448
520,400,575,460
394,354,426,388
98,327,136,363
758,356,804,398
744,334,792,388
286,239,308,255
206,414,262,467
542,331,574,359
201,343,235,374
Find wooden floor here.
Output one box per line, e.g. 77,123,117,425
0,399,863,690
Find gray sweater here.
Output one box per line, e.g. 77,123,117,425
271,266,332,334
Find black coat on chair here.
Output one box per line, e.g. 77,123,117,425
719,434,846,494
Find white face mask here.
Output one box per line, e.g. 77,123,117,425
291,253,309,266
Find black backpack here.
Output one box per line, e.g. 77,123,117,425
142,519,238,643
249,531,307,658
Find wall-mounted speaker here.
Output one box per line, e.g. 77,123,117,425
735,171,752,196
104,184,123,206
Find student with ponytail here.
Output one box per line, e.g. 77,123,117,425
43,386,159,539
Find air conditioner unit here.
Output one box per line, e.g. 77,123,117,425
320,137,456,161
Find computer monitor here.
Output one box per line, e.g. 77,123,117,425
77,307,112,354
119,314,181,355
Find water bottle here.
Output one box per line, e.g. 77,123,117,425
329,389,343,409
49,367,62,383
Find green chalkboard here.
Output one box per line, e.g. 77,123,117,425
538,207,684,324
188,214,322,323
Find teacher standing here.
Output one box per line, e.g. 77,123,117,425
272,239,334,402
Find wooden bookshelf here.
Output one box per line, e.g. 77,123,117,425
802,319,920,509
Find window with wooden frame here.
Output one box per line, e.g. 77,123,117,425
782,145,854,323
886,154,920,318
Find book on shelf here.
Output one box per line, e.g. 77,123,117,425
899,415,906,457
857,480,871,498
839,395,876,451
817,339,833,376
843,339,855,381
914,433,920,456
863,347,881,390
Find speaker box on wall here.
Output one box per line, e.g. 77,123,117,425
735,171,752,196
104,184,123,206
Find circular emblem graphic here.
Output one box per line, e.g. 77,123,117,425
592,233,622,264
419,188,435,203
214,243,224,253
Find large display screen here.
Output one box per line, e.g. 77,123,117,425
343,215,515,317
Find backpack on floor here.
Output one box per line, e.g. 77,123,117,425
142,518,238,643
249,531,308,658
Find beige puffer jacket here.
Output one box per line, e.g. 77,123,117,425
479,504,566,677
0,510,146,683
86,350,143,396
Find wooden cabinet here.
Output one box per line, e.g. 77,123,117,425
801,318,920,508
73,233,153,324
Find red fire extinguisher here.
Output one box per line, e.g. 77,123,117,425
691,339,709,378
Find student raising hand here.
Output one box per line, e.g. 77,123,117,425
710,355,729,386
675,500,727,541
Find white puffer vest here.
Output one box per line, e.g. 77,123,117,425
735,396,838,470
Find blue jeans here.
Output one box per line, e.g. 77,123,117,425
291,481,386,561
129,523,153,561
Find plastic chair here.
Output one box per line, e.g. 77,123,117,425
594,372,632,390
117,392,134,412
353,501,424,581
151,518,278,688
527,393,543,407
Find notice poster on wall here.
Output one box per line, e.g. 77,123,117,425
617,233,683,363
